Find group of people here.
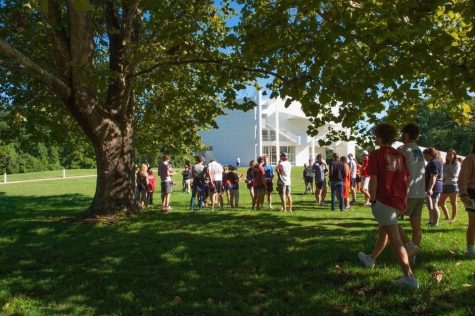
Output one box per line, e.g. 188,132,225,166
356,123,475,289
135,122,475,289
136,155,175,212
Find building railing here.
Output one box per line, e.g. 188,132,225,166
265,123,301,144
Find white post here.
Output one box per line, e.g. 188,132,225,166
3,172,6,183
257,90,263,157
311,137,315,160
63,168,66,179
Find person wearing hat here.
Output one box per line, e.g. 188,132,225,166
361,150,371,205
276,152,292,212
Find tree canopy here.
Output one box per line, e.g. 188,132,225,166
1,0,474,215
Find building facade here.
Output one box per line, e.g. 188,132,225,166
199,92,356,166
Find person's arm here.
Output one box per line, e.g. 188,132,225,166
458,158,473,204
427,174,437,196
369,175,377,202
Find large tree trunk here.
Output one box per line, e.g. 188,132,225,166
86,116,136,216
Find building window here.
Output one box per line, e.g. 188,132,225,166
263,146,277,164
262,129,276,141
262,146,295,165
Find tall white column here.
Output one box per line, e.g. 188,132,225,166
257,90,263,157
311,137,315,160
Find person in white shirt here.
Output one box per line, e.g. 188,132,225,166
276,152,292,212
439,149,461,221
207,159,224,211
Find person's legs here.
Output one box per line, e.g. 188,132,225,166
330,182,336,211
410,215,422,246
315,184,322,204
449,192,458,221
337,181,344,211
190,189,197,209
321,186,327,204
432,194,440,225
235,190,240,208
278,186,286,211
438,193,450,220
251,187,257,210
286,187,292,212
467,211,475,254
383,224,413,277
369,226,389,261
350,179,357,203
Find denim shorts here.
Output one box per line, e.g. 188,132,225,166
442,184,459,194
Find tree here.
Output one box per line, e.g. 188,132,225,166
0,1,258,216
1,1,474,216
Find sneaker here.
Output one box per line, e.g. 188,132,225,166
393,275,419,289
406,245,420,258
211,207,215,212
320,202,326,206
364,202,372,206
268,204,273,210
358,252,375,268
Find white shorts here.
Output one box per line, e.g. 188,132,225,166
372,201,399,226
362,177,370,190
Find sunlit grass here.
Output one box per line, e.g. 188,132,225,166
0,168,474,315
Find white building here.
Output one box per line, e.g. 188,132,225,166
199,92,356,166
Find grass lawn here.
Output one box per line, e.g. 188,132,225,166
0,168,474,315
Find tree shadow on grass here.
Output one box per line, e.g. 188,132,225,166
1,194,474,315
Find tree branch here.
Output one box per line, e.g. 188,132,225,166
46,0,71,82
0,38,71,100
130,58,288,81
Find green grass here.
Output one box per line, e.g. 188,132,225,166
5,169,96,182
0,168,474,315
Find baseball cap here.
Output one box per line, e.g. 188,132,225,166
280,152,288,158
362,150,369,156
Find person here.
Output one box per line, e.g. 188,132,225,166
182,161,192,194
358,123,419,289
222,165,232,206
276,152,292,212
263,155,274,210
458,140,475,258
397,123,426,264
190,155,206,210
147,166,156,206
208,159,224,211
361,150,371,205
341,156,351,210
439,149,461,221
252,156,266,210
236,156,241,168
246,160,256,202
313,154,328,206
348,153,358,204
228,166,242,208
359,123,425,268
329,153,346,212
136,163,149,209
304,158,314,194
159,155,175,212
423,147,443,226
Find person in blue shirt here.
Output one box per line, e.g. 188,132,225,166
263,155,275,210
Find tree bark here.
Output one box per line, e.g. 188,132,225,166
86,114,136,216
